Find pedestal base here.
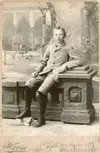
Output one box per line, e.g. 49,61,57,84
61,106,95,124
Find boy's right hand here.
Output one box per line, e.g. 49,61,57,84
32,71,39,78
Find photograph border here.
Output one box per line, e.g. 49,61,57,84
0,0,100,152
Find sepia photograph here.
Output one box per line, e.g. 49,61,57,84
1,0,99,137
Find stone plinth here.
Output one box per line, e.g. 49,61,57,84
2,77,27,118
2,80,19,118
59,65,97,124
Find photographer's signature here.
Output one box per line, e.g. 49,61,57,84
3,141,31,153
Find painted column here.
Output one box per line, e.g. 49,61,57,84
42,15,46,56
80,4,90,63
83,5,90,39
30,11,34,52
13,12,17,51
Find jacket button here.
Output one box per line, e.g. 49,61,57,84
53,62,55,64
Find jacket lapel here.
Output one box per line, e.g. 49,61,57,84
53,41,66,52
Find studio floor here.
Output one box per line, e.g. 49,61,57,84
0,103,99,136
0,117,99,136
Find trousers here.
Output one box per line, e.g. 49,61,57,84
25,72,56,95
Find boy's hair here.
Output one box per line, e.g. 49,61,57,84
53,26,66,38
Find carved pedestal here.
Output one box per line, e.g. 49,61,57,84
59,65,97,124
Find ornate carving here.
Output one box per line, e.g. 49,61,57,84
68,86,82,103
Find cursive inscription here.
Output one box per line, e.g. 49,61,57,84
32,140,97,153
3,141,31,153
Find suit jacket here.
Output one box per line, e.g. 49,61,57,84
35,41,82,75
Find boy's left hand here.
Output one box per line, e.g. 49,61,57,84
53,65,68,81
57,64,68,73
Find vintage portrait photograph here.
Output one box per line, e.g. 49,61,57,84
1,0,99,139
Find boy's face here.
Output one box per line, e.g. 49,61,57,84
53,29,65,43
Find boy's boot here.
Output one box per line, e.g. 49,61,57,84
16,86,33,119
34,91,47,127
